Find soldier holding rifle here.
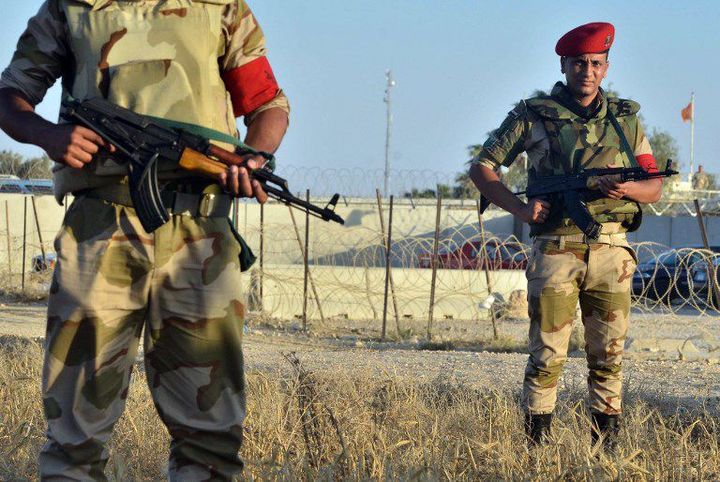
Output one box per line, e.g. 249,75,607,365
0,0,289,478
469,23,663,449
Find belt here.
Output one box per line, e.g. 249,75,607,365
534,231,627,249
78,184,233,218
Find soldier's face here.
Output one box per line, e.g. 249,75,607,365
561,53,609,100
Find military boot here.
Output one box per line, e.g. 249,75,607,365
591,413,621,452
525,413,552,446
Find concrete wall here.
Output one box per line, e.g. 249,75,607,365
0,194,69,273
254,264,526,321
0,194,512,268
1,192,717,276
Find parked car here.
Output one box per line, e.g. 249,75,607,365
633,247,719,304
684,254,720,308
418,239,528,270
32,252,57,272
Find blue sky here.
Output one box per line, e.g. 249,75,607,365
1,1,718,192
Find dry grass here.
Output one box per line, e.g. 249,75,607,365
0,268,52,303
1,335,719,481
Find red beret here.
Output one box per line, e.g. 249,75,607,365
555,22,615,56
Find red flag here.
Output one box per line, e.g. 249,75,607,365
681,101,693,122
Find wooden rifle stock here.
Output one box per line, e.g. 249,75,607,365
178,148,228,177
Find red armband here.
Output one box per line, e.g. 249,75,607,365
222,56,280,117
636,154,659,174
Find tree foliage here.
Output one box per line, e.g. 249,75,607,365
403,183,453,199
648,128,680,172
0,150,52,179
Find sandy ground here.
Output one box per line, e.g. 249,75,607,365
1,301,719,412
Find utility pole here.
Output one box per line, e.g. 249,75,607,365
383,69,396,197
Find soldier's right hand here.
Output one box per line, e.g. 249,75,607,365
520,198,551,224
38,124,115,168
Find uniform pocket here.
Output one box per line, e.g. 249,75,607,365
620,244,639,266
607,244,637,291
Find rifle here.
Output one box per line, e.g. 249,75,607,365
479,161,678,239
61,97,345,233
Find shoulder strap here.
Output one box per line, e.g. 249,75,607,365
146,115,277,171
605,109,639,168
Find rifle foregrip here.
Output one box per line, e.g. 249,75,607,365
178,148,227,177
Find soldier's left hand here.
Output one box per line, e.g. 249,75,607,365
598,163,630,200
598,177,632,199
220,155,269,202
597,176,631,200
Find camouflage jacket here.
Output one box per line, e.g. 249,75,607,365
692,171,710,190
0,0,290,200
472,82,653,236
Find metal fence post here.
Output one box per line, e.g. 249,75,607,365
21,197,27,291
303,190,311,330
694,199,720,308
427,192,442,341
259,202,264,311
288,201,325,325
476,199,498,340
4,200,11,278
31,196,47,269
379,194,399,341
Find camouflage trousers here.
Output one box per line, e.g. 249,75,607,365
40,196,247,481
522,236,637,416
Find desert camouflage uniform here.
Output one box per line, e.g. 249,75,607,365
0,0,289,479
692,171,710,190
1,0,289,202
472,82,653,416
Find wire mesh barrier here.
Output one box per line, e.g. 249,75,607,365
1,193,718,338
275,166,485,201
230,196,720,335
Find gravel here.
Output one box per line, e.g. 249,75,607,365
2,301,719,412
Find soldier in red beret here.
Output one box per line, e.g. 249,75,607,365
469,22,663,450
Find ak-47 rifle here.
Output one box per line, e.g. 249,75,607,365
61,97,345,233
479,161,678,239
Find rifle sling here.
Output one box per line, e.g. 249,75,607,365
605,108,644,232
146,115,276,171
605,109,640,168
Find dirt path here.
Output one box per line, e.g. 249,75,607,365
3,302,718,412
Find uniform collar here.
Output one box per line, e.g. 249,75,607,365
550,82,608,120
71,0,116,11
551,82,608,120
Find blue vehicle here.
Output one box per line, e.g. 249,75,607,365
0,175,53,195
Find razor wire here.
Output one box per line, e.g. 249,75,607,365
238,201,720,323
274,166,462,199
1,194,719,326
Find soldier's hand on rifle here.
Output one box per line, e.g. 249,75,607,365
597,176,631,200
520,198,551,224
597,164,631,200
221,155,269,203
39,124,115,168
